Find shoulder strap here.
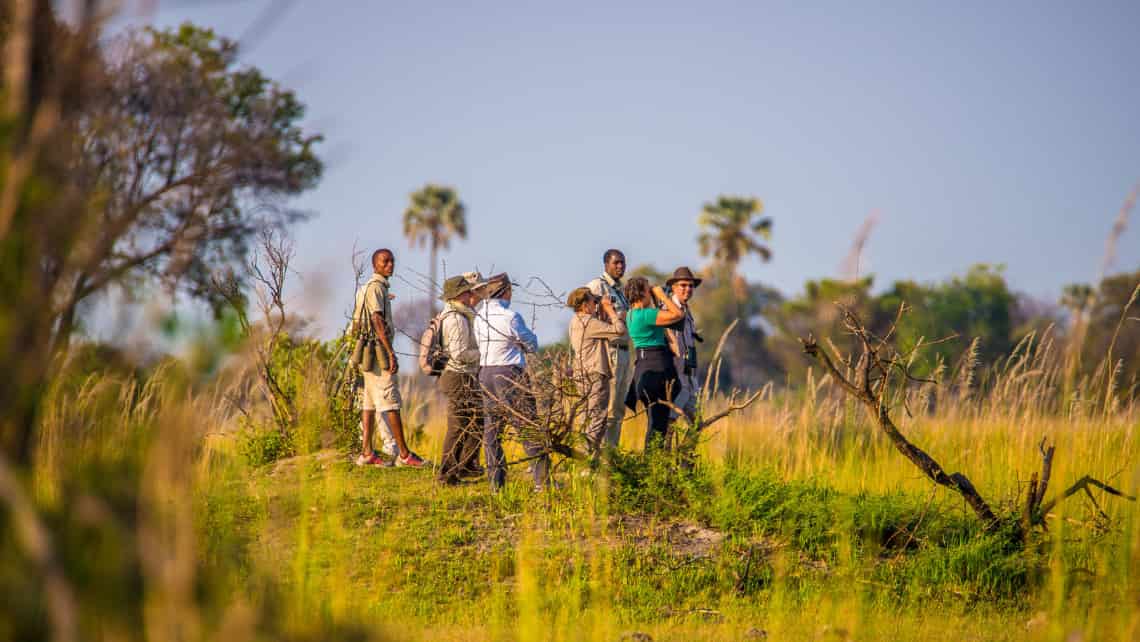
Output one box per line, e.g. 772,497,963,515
352,284,370,335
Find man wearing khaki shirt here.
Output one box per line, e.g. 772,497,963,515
586,249,633,448
567,287,627,455
436,272,487,485
352,249,425,467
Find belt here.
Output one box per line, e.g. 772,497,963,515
635,346,670,359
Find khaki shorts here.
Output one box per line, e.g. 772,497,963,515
361,371,401,412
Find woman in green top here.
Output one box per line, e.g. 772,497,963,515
622,277,685,449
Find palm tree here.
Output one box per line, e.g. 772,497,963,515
1060,282,1096,391
403,184,468,314
696,195,772,273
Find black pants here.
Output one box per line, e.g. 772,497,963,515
480,366,549,490
630,347,680,450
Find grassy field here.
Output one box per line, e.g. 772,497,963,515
16,336,1139,642
185,395,1139,641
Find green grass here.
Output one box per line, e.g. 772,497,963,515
191,422,1140,641
12,355,1138,641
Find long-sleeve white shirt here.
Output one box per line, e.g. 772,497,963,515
474,298,538,367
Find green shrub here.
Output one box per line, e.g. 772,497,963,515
239,422,295,467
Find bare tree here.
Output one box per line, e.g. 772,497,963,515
800,303,1134,537
211,229,298,437
481,322,763,473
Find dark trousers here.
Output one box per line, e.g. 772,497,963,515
480,365,549,490
438,370,484,483
632,348,680,450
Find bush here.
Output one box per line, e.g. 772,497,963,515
239,422,295,467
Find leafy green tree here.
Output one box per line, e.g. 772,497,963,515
769,276,879,380
52,23,322,350
4,17,322,457
1080,269,1140,392
402,183,467,314
877,265,1015,374
689,264,784,388
1061,283,1095,318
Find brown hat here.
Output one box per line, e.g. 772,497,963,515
566,286,599,309
665,266,702,289
479,272,512,298
440,272,488,301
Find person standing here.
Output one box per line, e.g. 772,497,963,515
351,249,426,467
586,249,633,448
664,267,703,420
622,276,685,450
473,273,550,491
436,272,487,485
567,287,626,456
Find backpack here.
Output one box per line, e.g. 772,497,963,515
418,312,450,376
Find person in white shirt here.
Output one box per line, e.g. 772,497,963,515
474,273,549,491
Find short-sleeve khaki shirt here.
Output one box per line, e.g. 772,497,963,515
354,273,395,373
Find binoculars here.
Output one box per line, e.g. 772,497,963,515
350,337,390,372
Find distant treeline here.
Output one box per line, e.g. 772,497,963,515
629,263,1140,393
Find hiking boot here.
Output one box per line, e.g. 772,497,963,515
396,452,427,468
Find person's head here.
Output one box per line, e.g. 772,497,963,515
671,279,694,305
441,273,485,307
666,266,701,305
482,273,512,302
623,276,652,307
603,249,626,280
566,287,599,314
372,248,395,277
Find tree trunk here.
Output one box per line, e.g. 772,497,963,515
48,274,88,358
429,243,439,316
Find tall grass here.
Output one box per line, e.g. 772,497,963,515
10,321,1140,641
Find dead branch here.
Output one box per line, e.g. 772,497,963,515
478,349,593,465
1038,476,1137,517
801,304,1136,535
249,229,297,433
701,319,738,403
661,388,763,434
801,307,999,528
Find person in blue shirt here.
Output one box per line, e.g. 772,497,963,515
622,276,685,449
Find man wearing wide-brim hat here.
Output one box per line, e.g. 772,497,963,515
473,272,551,491
436,271,488,485
664,267,704,420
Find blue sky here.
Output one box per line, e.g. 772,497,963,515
130,0,1139,345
